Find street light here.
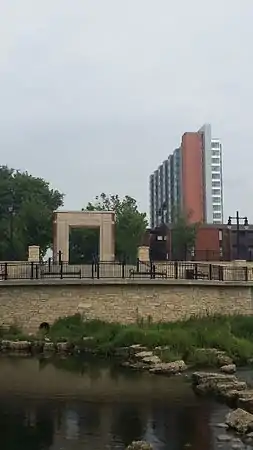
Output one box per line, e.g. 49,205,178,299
227,211,249,260
8,205,15,261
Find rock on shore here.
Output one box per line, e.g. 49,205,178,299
226,408,253,434
192,370,253,436
126,441,153,450
192,371,247,403
149,360,187,375
124,346,188,375
220,364,237,374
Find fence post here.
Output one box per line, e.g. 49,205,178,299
91,262,94,279
60,261,63,279
121,260,125,279
208,264,212,280
48,258,51,273
136,258,140,272
218,265,223,281
174,261,178,279
153,264,156,279
96,262,100,279
30,262,34,280
194,263,198,279
245,266,249,282
35,264,39,279
4,262,8,280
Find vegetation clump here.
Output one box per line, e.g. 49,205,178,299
2,314,253,367
46,314,253,366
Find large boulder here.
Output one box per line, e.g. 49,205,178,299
0,340,31,351
44,342,56,352
192,372,246,401
129,345,148,356
135,351,154,359
192,371,237,386
237,390,253,413
194,380,246,397
126,441,153,450
56,342,72,353
142,355,161,365
220,364,237,374
149,360,187,375
226,408,253,434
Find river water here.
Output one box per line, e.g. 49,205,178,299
0,355,248,450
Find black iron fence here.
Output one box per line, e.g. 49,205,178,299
0,260,252,282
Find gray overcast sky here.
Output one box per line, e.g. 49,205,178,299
1,0,253,221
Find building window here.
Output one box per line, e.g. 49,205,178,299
213,205,221,211
213,212,221,219
212,196,221,203
212,149,220,156
212,166,221,172
212,142,220,149
212,173,220,179
157,235,166,241
212,158,220,164
212,181,220,187
212,188,221,195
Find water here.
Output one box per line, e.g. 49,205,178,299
0,355,244,450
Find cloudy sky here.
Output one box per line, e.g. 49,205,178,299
1,0,253,221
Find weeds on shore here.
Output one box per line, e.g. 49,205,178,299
0,324,28,341
47,313,253,365
2,314,253,366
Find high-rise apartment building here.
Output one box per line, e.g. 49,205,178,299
149,124,223,227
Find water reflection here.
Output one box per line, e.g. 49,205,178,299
0,356,231,450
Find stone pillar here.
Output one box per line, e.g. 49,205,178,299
138,246,149,261
28,245,40,262
100,221,114,261
53,222,69,262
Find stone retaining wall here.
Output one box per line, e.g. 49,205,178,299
0,280,252,333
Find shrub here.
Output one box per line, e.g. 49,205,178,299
47,313,253,367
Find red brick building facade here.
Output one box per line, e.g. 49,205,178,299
148,224,253,262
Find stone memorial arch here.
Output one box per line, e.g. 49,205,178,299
53,211,115,263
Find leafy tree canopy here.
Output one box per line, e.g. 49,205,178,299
0,165,64,260
70,193,148,263
171,212,198,259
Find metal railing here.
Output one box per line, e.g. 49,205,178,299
0,260,252,282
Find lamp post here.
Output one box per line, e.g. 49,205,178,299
227,211,249,260
8,205,15,261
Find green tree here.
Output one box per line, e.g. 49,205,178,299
69,193,148,263
69,227,99,264
0,165,63,260
171,214,198,260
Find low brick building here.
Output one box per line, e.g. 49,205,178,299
148,223,253,262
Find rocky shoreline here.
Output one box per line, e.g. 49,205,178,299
0,339,238,376
0,338,240,370
192,370,253,442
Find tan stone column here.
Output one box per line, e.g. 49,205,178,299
53,221,69,262
28,245,40,262
100,219,114,261
138,246,149,261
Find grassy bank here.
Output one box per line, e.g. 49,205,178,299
2,314,253,366
47,314,253,366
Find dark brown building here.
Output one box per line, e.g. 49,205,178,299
148,223,253,262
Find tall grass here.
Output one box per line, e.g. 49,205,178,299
47,313,253,365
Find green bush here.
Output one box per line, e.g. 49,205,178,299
37,313,253,366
